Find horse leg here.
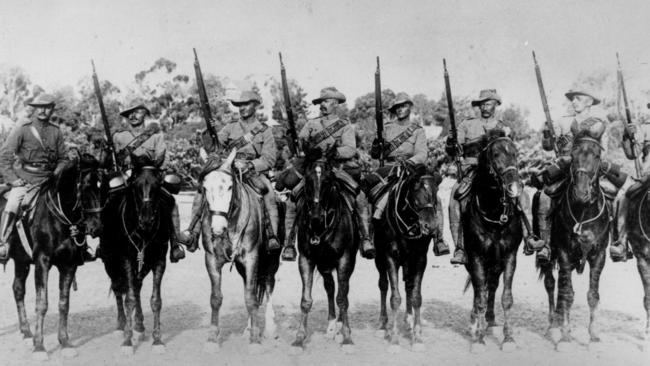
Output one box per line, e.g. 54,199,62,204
336,254,355,353
32,258,50,359
113,289,126,334
132,277,145,342
587,248,606,343
501,253,517,352
243,254,262,348
12,261,32,341
542,265,558,338
485,269,499,329
385,257,401,352
321,270,338,339
204,250,224,352
120,262,137,354
291,255,315,351
409,249,427,352
469,258,488,352
637,255,650,341
263,279,278,340
58,265,78,357
403,264,414,332
556,253,574,350
375,256,389,335
151,259,166,353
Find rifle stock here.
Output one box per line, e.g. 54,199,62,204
443,58,462,182
193,48,219,150
375,56,384,167
279,52,300,155
91,60,119,172
532,51,558,155
617,52,643,177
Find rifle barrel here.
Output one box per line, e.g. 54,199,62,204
375,56,384,167
617,52,643,177
279,52,299,154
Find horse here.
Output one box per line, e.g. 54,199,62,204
290,148,359,354
537,134,610,351
462,130,524,352
623,187,650,344
100,153,172,355
200,150,281,354
0,154,104,360
374,162,442,353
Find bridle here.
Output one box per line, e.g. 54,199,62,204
475,137,518,225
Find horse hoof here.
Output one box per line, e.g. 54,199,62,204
61,347,78,358
501,341,517,353
374,329,387,338
132,331,145,343
486,326,499,336
341,344,355,354
31,351,48,362
112,330,124,338
120,346,134,355
470,342,487,354
548,328,561,344
203,342,221,354
387,344,401,354
412,343,426,353
288,346,303,356
334,333,344,344
22,337,33,346
248,343,265,355
556,341,572,353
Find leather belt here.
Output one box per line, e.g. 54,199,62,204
22,162,53,173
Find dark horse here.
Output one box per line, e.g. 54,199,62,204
537,135,610,351
0,154,103,360
374,162,442,353
290,149,359,354
463,130,523,352
101,153,172,355
200,150,281,354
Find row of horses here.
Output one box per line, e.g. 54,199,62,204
1,131,649,360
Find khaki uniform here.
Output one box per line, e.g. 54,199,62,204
112,123,166,167
299,114,356,163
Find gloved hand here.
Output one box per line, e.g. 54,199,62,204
623,124,637,139
11,178,26,187
445,137,460,157
234,159,253,173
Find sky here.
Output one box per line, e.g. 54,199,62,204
2,0,650,129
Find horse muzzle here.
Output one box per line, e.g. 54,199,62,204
210,212,228,237
505,181,523,199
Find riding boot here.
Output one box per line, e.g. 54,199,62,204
610,194,630,262
357,193,375,259
169,204,188,263
281,199,297,261
432,196,450,256
448,197,466,265
0,211,16,262
182,190,204,252
263,192,281,251
535,192,551,263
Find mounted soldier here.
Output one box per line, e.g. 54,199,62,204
183,90,281,255
107,103,190,262
365,92,448,254
0,94,73,261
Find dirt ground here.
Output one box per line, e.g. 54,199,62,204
0,180,649,366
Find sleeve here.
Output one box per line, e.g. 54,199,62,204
0,125,22,182
217,124,231,148
456,120,467,143
298,120,313,141
407,128,428,165
251,128,276,172
336,123,356,159
600,126,609,155
53,128,69,172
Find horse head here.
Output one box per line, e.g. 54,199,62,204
129,153,164,232
406,169,442,237
570,135,602,205
203,149,236,238
76,153,104,237
302,144,339,237
481,129,522,199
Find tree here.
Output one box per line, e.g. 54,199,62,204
0,65,36,122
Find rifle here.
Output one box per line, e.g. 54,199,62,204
375,57,384,167
279,52,300,155
193,48,219,150
617,52,643,177
532,51,558,155
443,59,462,182
91,60,119,172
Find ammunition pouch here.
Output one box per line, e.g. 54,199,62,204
163,173,182,194
453,167,476,201
599,178,618,202
600,162,628,189
108,172,128,193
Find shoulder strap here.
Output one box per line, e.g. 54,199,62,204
385,125,419,155
311,119,347,146
124,128,157,152
229,122,268,151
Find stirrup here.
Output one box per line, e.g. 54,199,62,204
281,245,297,262
450,249,467,265
170,244,186,263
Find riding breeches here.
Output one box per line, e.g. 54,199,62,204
4,185,29,214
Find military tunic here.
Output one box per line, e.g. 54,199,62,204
0,119,67,184
547,112,609,156
381,120,427,165
299,114,356,161
218,118,276,172
112,122,166,163
456,116,509,166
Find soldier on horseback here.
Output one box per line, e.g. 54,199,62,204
532,90,628,262
183,90,281,255
276,87,374,260
0,94,71,262
365,92,448,254
106,103,191,262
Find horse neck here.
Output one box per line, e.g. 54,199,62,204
473,168,504,212
229,177,262,245
52,165,80,219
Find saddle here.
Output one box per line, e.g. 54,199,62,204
386,176,420,238
626,175,650,200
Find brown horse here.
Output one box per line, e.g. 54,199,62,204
0,154,103,360
537,135,610,351
374,163,442,353
200,150,281,354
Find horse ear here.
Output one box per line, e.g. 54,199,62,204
219,148,237,172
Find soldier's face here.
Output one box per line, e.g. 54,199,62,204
129,109,147,126
479,100,498,119
36,105,54,122
571,95,593,114
238,101,257,119
320,99,339,116
396,103,412,120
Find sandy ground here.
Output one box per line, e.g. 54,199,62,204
1,179,649,366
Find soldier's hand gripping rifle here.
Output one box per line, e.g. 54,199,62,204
91,60,119,172
279,52,301,155
443,59,462,182
533,51,558,155
193,48,220,153
375,57,385,167
617,52,643,178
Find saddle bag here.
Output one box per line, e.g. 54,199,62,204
625,175,650,199
600,162,628,189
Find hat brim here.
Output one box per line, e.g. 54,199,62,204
388,100,413,113
565,92,600,105
230,99,261,107
471,98,502,107
28,102,55,107
119,105,151,118
311,96,346,105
